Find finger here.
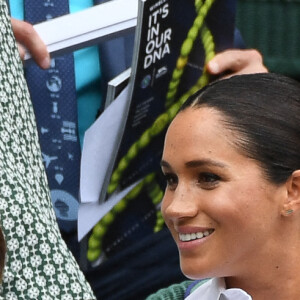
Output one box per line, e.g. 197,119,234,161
11,18,50,69
16,43,26,61
206,49,268,76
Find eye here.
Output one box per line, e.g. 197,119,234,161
198,172,221,189
163,173,178,191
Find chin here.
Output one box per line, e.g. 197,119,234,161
179,257,211,280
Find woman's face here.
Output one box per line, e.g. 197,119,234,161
161,106,286,280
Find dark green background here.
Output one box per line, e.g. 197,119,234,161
236,0,300,80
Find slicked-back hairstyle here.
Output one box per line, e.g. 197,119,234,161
180,73,300,184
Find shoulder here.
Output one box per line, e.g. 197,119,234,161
145,280,209,300
145,281,192,300
184,279,210,297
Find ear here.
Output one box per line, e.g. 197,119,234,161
281,170,300,216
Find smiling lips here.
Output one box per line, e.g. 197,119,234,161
179,229,214,242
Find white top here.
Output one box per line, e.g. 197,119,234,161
186,278,252,300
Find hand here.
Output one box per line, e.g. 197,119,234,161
206,49,268,78
11,18,50,69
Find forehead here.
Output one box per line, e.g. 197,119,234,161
165,106,227,145
174,106,222,128
163,107,242,163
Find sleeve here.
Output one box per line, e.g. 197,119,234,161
0,1,96,299
145,281,193,300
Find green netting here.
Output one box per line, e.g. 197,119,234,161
236,0,300,79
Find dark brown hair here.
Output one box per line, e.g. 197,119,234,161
180,73,300,184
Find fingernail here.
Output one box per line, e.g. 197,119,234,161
208,61,219,74
41,56,50,69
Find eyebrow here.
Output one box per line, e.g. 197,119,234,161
160,159,227,169
185,159,227,169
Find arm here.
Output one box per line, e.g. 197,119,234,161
206,49,268,78
11,17,50,69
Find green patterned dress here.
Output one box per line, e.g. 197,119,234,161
0,1,96,299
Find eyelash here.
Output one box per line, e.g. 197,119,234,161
163,173,178,190
162,172,221,190
197,172,221,189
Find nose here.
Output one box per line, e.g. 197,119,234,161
162,184,198,221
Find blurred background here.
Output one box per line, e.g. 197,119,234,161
236,0,300,80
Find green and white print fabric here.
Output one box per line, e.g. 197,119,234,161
0,1,96,299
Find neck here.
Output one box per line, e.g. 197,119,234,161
225,244,300,300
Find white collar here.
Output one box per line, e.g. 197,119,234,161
185,278,252,300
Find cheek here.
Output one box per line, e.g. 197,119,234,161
202,187,253,226
210,185,275,231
